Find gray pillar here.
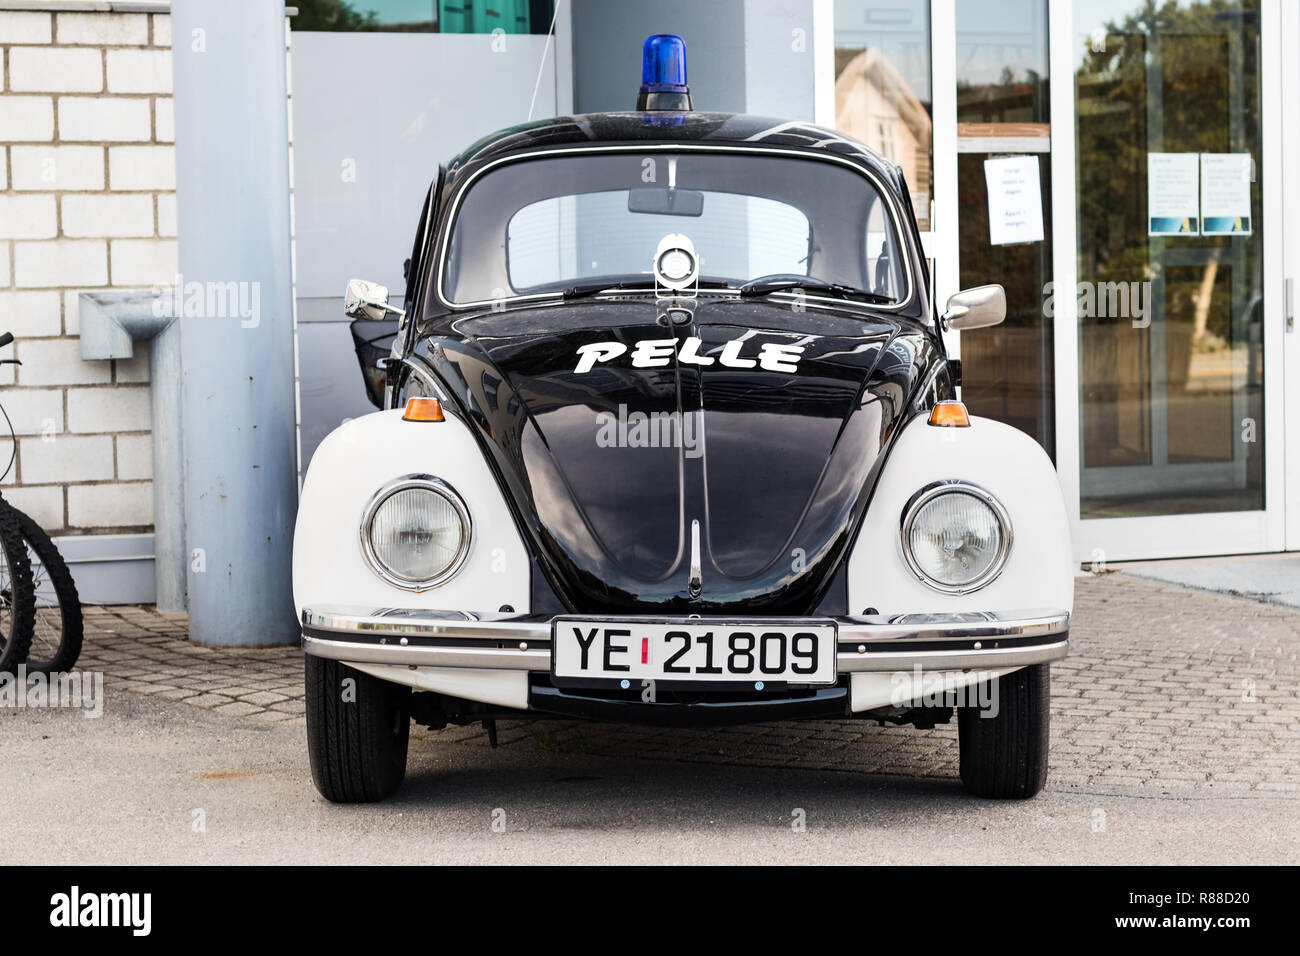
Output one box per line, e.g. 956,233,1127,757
171,0,299,645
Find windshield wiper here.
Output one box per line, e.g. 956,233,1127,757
561,280,657,299
739,275,895,305
561,278,736,299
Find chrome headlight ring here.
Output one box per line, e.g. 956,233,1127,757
898,480,1013,595
359,474,472,592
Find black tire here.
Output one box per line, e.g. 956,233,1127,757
958,663,1050,799
0,501,35,674
16,509,82,674
306,655,411,803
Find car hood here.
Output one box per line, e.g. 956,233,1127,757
419,296,941,614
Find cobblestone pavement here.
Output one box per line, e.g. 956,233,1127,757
78,606,304,723
75,572,1300,795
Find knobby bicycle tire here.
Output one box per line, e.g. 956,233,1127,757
0,500,36,673
17,509,83,674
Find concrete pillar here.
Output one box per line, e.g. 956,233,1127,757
170,0,299,645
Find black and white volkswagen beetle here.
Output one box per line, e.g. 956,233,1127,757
295,36,1072,802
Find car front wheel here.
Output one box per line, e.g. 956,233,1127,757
306,655,411,803
957,663,1050,799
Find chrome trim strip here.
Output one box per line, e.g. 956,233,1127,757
688,518,702,598
837,639,1069,673
433,144,917,314
304,634,552,670
303,605,550,642
836,609,1065,643
301,607,1069,674
302,633,1066,673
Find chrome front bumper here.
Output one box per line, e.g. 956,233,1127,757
301,606,1069,673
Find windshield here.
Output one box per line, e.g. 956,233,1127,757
440,151,909,306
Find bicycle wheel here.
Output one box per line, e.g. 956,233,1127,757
16,510,82,674
0,501,36,673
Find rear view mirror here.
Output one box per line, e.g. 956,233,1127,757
344,278,404,320
628,188,704,217
943,284,1006,331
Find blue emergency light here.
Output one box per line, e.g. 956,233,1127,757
636,34,692,111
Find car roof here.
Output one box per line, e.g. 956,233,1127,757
444,111,905,192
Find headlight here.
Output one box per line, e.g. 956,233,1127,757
900,482,1011,593
360,475,471,590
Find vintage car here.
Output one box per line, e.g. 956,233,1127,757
294,35,1072,803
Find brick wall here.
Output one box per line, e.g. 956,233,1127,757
0,8,174,534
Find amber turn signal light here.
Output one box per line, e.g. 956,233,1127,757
928,400,970,427
402,397,445,422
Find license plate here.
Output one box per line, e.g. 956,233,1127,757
551,618,838,685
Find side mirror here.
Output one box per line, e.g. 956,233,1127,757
344,278,404,320
942,284,1005,331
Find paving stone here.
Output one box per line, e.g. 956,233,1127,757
73,577,1300,793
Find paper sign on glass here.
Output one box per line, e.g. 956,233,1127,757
1199,153,1252,236
983,155,1044,246
1147,153,1199,236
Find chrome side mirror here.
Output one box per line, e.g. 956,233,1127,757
344,278,404,320
942,284,1005,331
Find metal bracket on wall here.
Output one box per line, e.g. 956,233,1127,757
78,290,185,612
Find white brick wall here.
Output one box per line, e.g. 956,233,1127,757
0,11,53,45
0,388,62,435
108,145,174,189
0,96,55,140
116,433,152,480
67,386,150,432
68,482,153,528
59,97,151,141
106,49,170,94
9,47,103,92
62,194,155,237
10,145,105,190
0,194,57,238
110,238,176,284
57,12,149,47
20,434,114,483
0,290,60,338
3,486,62,530
0,9,180,533
14,239,108,287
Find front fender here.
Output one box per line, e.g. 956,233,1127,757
847,414,1073,616
292,408,531,619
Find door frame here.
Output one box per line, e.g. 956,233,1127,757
1049,0,1288,563
817,0,1292,562
1283,0,1300,549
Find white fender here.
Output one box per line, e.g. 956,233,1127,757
847,414,1074,617
292,409,531,618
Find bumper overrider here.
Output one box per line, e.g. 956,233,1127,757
301,606,1068,675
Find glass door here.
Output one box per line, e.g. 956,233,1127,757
1284,0,1300,548
829,0,948,298
951,0,1055,458
828,1,1057,453
1055,0,1285,561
